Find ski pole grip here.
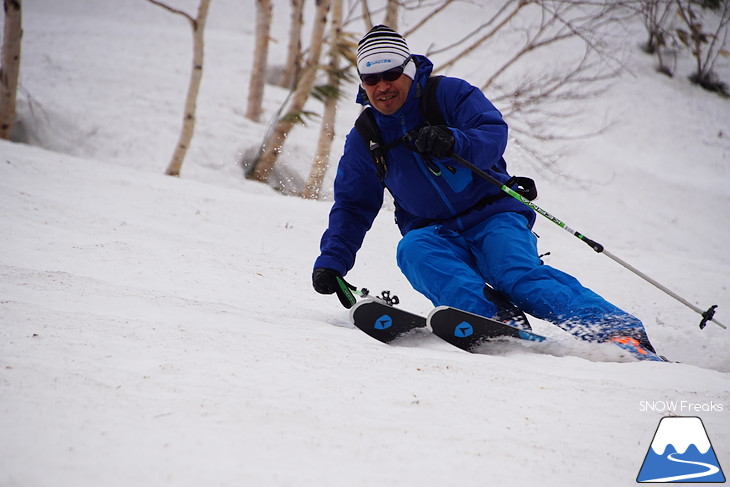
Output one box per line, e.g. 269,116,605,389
335,276,357,309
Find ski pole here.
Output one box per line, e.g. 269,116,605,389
449,152,726,330
334,277,400,308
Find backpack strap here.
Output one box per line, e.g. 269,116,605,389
354,107,388,181
419,75,445,126
354,75,447,182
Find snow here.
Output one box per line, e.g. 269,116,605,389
651,417,711,455
1,1,729,486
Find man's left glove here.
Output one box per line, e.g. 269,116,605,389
415,125,454,158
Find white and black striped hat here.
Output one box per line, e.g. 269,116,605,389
357,25,416,79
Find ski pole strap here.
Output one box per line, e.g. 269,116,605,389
505,175,538,202
335,276,357,309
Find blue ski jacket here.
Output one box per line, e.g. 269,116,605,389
314,55,536,276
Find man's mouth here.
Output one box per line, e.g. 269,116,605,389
377,94,397,101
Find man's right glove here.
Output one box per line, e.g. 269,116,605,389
312,267,340,295
414,125,455,158
312,267,357,309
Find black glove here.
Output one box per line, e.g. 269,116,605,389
312,267,357,308
415,125,454,158
312,267,340,294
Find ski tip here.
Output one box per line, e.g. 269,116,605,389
348,297,377,321
425,306,451,331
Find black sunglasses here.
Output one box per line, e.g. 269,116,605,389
359,57,410,86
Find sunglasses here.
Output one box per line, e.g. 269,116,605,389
359,57,410,86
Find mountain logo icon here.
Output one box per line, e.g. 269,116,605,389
637,416,726,483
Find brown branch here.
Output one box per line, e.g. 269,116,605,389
402,0,455,38
436,1,529,73
146,0,196,27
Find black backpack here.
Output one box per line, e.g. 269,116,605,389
353,76,537,202
354,76,445,182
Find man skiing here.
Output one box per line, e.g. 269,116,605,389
312,25,661,360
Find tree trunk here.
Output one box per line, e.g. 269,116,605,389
279,0,303,89
0,0,22,140
361,0,373,31
166,0,211,176
383,0,398,30
246,0,271,121
303,0,342,200
249,0,331,183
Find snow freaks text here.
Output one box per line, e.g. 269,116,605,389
639,401,724,413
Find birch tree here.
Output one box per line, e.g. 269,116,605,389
383,0,398,29
0,0,22,140
361,0,374,30
246,0,271,121
148,0,212,177
248,0,331,183
303,0,343,199
279,0,304,89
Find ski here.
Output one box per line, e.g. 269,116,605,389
350,299,541,349
427,305,546,352
350,300,668,361
349,297,427,344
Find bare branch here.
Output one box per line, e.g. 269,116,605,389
146,0,196,27
436,1,530,72
402,0,456,38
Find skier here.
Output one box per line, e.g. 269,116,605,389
312,25,660,360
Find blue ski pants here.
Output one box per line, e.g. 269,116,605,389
396,212,646,342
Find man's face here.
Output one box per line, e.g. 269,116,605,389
362,72,412,115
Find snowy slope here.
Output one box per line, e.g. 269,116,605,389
1,1,729,486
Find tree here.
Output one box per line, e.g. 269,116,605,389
383,0,399,29
423,0,630,172
248,0,331,184
361,0,374,30
279,0,304,89
148,0,212,177
676,0,730,95
0,0,22,140
303,0,344,199
246,0,272,122
636,0,679,76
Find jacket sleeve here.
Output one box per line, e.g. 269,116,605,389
437,77,509,175
313,128,384,276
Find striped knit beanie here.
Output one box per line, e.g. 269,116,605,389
356,25,417,79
